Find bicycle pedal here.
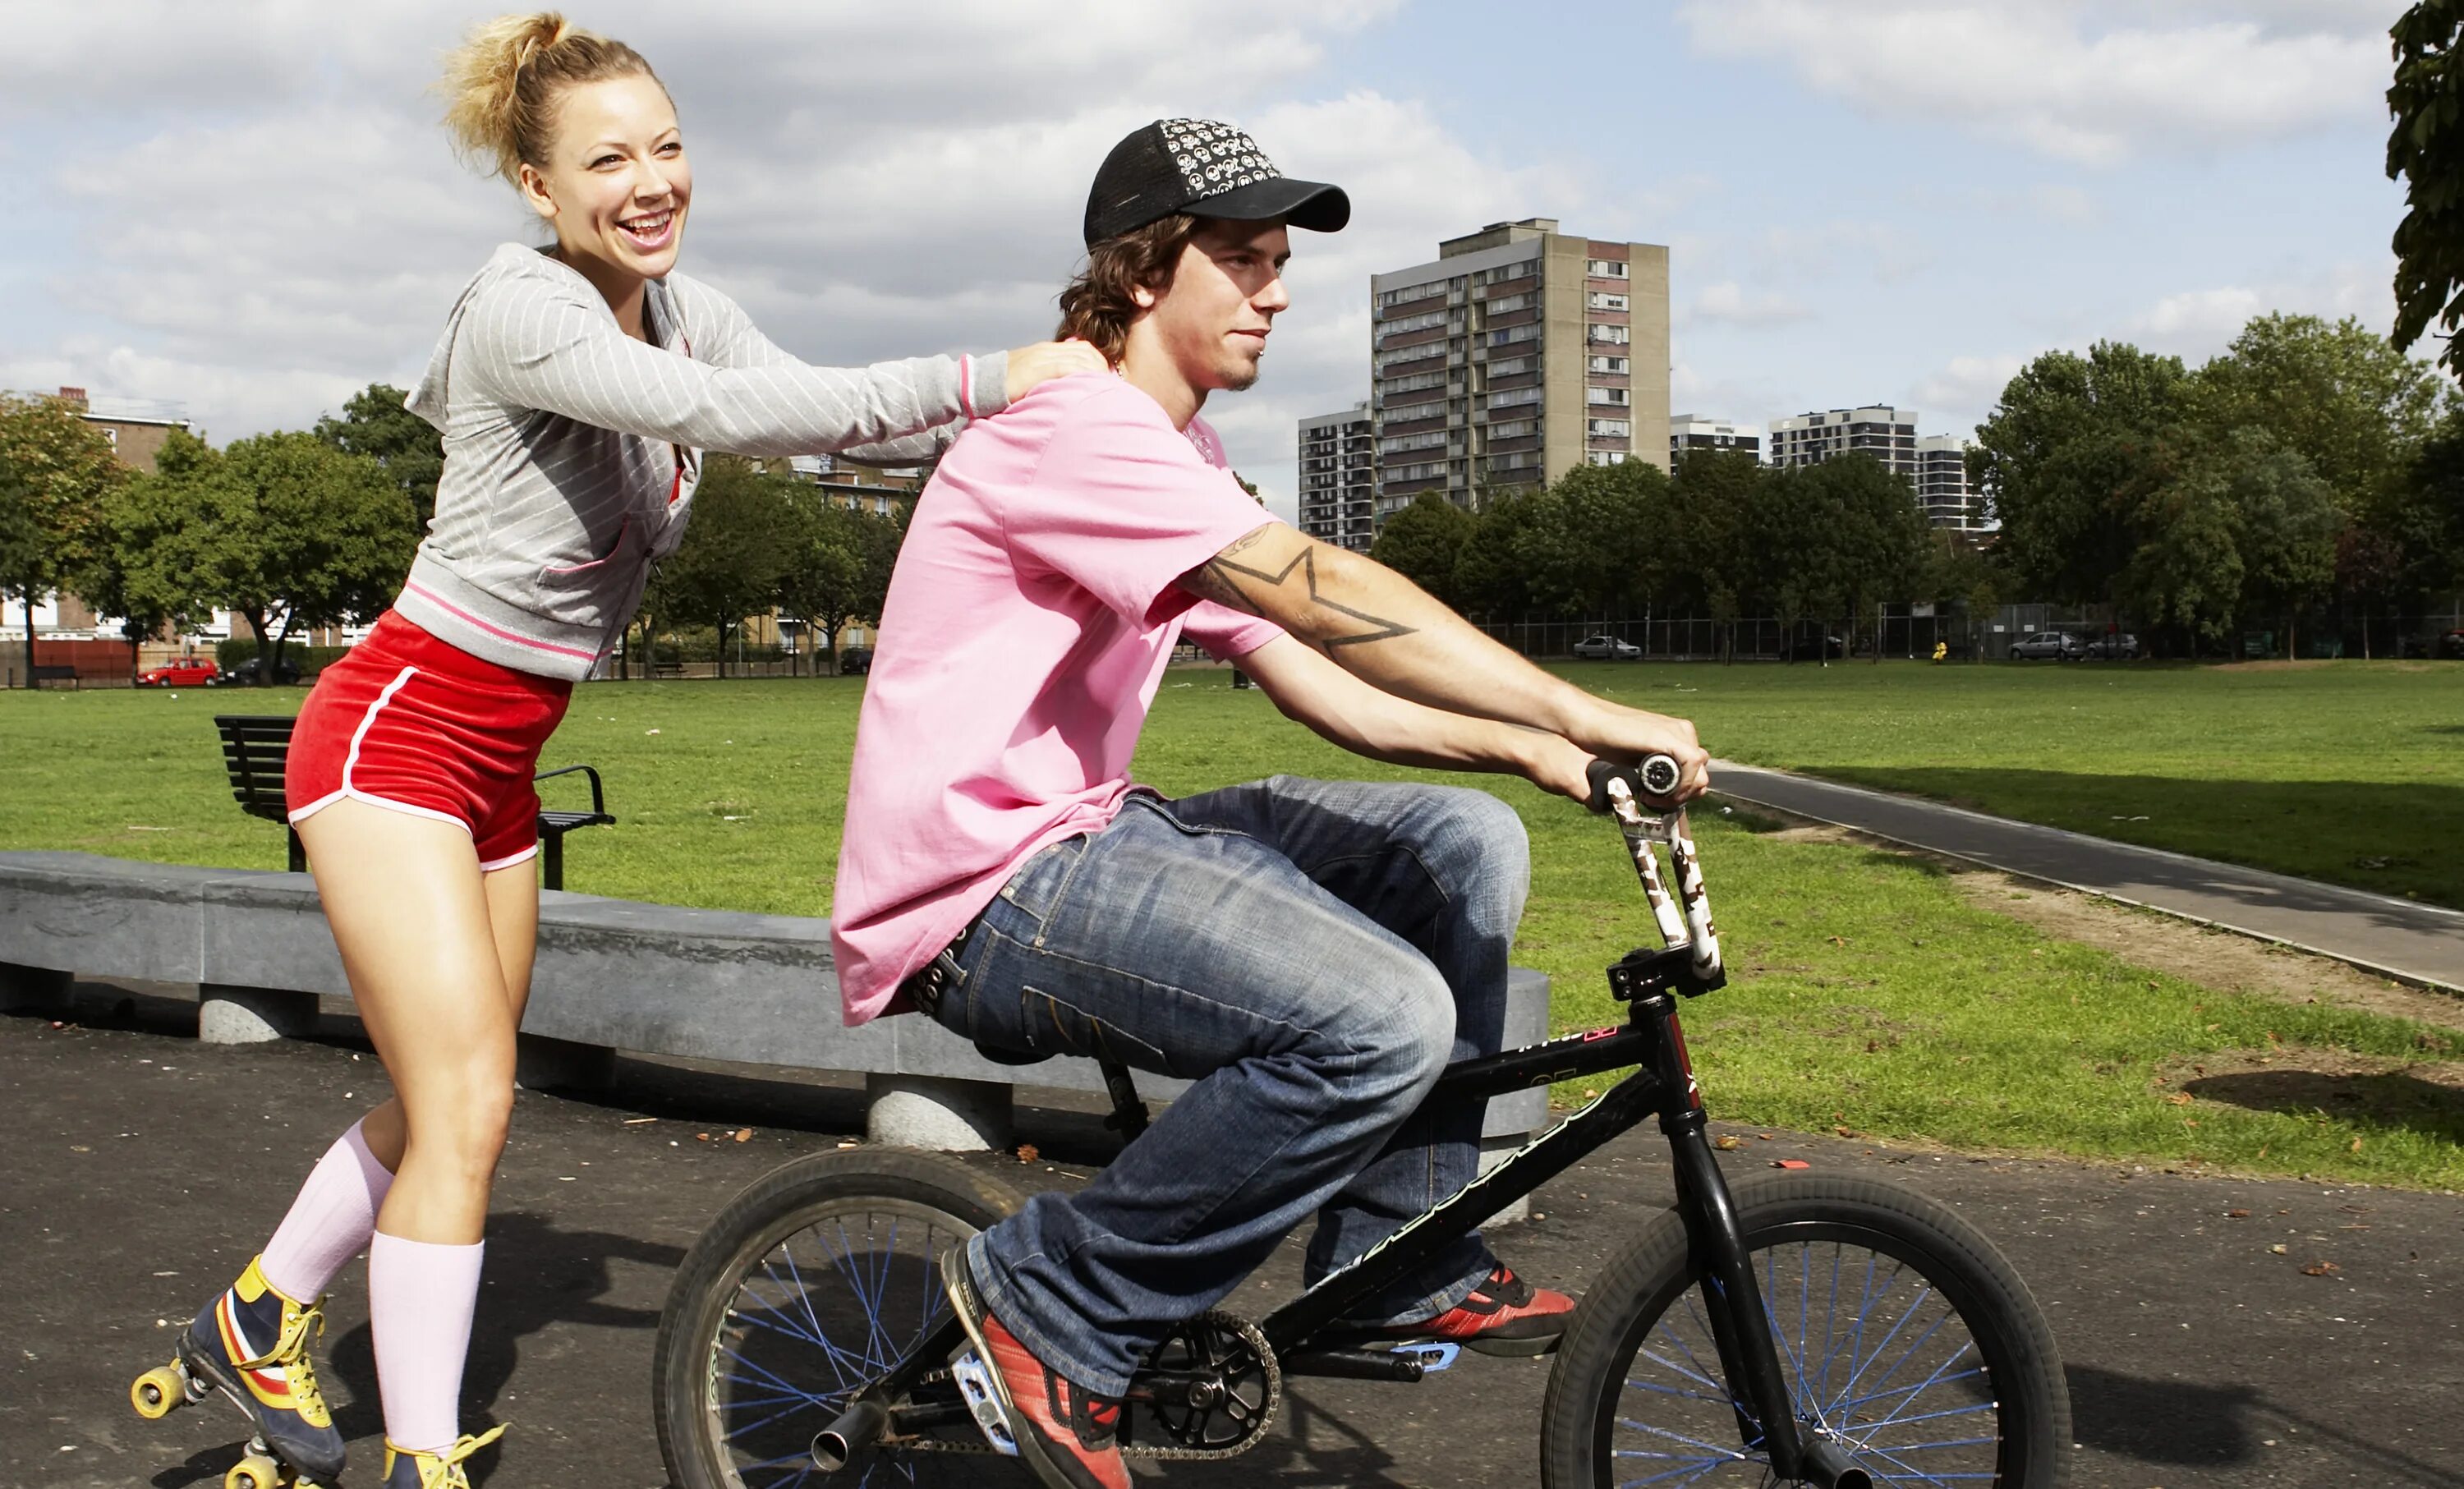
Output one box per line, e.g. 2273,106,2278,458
949,1349,1020,1457
1386,1341,1460,1372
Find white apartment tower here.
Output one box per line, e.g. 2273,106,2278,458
1915,435,1984,532
1669,414,1761,464
1767,406,1919,482
1368,218,1671,525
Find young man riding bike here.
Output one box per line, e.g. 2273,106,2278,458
830,118,1710,1489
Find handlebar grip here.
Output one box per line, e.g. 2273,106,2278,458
1586,754,1684,813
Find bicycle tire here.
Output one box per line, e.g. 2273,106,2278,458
652,1148,1033,1489
1540,1171,2070,1487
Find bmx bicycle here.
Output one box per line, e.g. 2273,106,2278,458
652,757,2071,1487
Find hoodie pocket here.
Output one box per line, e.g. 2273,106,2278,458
540,513,633,580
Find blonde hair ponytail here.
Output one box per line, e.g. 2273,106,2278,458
439,12,662,186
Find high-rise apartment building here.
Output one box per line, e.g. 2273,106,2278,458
1915,435,1985,532
1368,218,1670,523
1297,402,1376,551
1767,406,1919,482
1669,414,1761,464
1765,406,1985,532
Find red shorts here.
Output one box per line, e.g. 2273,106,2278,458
286,612,574,870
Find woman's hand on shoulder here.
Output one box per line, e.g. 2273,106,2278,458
1002,338,1109,402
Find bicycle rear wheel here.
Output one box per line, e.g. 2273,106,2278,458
1541,1171,2069,1487
653,1148,1034,1489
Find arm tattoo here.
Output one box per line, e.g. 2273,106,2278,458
1186,533,1420,650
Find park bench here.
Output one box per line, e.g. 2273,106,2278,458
212,715,616,889
30,664,80,689
0,850,1550,1188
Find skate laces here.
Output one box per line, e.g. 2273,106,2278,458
396,1424,507,1487
232,1295,332,1428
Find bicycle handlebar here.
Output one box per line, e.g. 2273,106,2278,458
1586,753,1723,983
1585,753,1684,813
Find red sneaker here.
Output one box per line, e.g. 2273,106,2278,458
945,1256,1128,1489
1377,1264,1575,1357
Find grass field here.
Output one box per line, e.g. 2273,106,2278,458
2,664,2460,1190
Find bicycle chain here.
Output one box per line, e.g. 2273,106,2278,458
884,1310,1280,1463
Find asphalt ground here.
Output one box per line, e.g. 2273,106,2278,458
9,982,2462,1489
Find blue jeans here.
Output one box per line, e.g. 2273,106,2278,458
924,775,1529,1395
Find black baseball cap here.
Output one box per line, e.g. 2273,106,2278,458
1083,118,1350,247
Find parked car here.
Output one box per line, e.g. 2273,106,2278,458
2439,629,2464,660
2083,632,2140,660
2009,630,2085,661
1570,634,1642,660
836,645,876,675
209,655,303,687
137,658,219,687
1781,632,1846,661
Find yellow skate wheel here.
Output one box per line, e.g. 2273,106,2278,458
223,1454,282,1489
131,1364,186,1420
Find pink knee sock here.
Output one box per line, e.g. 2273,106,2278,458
369,1231,484,1454
258,1119,397,1302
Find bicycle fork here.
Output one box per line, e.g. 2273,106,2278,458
1657,1024,1870,1489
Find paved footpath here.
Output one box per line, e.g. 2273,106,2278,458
8,986,2461,1488
1711,762,2464,995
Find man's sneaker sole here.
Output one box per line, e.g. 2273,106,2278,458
940,1250,1105,1489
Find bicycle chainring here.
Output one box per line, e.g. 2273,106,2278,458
1119,1309,1280,1460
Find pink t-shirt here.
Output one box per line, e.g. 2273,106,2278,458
831,373,1281,1024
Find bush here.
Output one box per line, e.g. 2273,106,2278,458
214,637,355,674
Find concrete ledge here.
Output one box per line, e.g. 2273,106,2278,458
0,851,1555,1149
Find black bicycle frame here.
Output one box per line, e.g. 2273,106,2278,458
816,768,1863,1486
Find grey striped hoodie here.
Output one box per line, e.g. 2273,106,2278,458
400,243,1005,678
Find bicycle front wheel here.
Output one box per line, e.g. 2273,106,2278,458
1541,1171,2070,1487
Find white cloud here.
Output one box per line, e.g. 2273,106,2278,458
7,1,1552,516
1907,354,2031,435
2124,258,2397,359
1677,0,2395,165
1685,280,1814,328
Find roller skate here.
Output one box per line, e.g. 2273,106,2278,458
129,1257,345,1488
380,1426,505,1488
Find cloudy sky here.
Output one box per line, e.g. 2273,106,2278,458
1,1,2413,521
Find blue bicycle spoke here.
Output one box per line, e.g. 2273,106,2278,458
1614,1240,1999,1487
705,1206,991,1487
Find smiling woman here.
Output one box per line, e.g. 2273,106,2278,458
116,13,1111,1489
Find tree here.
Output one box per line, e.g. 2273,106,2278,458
1738,466,1844,658
1799,455,1931,662
1972,342,2193,606
2390,407,2464,601
315,383,445,531
2216,430,2341,658
113,429,416,683
0,393,128,680
0,450,39,679
1451,490,1543,617
775,494,900,673
1519,459,1674,617
2390,0,2464,380
649,457,794,677
1370,494,1473,607
2190,314,2446,516
2118,443,2245,652
1919,531,2003,659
